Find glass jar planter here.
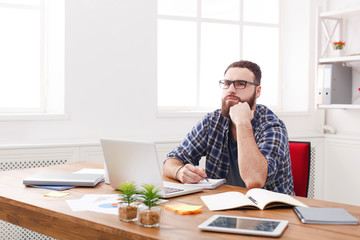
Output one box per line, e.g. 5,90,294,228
118,202,138,222
137,206,161,227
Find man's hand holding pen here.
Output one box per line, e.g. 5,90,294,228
177,164,208,184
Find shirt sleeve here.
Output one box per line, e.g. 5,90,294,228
257,124,289,183
165,115,209,166
252,105,294,194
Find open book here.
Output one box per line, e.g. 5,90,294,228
201,188,308,211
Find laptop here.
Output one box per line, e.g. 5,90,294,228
100,138,203,198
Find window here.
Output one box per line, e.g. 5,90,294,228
157,0,280,114
0,0,64,115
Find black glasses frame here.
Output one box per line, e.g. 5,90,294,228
219,79,259,89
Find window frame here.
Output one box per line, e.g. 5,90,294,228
0,0,65,118
157,0,282,116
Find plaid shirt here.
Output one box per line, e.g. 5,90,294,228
166,104,294,195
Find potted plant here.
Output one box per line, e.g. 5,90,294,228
333,41,345,50
137,184,162,227
116,181,139,222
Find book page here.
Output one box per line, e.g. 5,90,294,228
201,191,258,211
246,188,308,210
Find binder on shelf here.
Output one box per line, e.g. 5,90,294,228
317,65,327,104
317,64,352,105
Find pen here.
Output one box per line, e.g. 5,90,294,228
248,196,258,205
184,159,212,185
204,177,211,184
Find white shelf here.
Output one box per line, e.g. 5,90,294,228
317,104,360,109
319,55,360,63
320,7,360,18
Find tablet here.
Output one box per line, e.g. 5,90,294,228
198,215,288,237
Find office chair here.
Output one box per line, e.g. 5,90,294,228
289,141,311,197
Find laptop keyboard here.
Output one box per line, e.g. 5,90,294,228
164,186,184,194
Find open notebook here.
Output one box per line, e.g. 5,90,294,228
201,188,307,211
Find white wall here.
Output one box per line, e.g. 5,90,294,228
0,0,323,146
0,0,196,144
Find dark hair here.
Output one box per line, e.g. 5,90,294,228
224,60,262,85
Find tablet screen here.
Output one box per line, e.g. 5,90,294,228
208,216,280,232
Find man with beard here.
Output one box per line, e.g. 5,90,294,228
163,60,294,195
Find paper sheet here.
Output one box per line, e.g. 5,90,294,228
66,194,119,214
66,194,169,215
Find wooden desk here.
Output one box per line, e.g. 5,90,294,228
1,162,359,240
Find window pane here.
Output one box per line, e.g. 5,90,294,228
0,8,41,109
243,26,279,106
0,0,40,5
158,0,196,17
46,0,65,113
201,0,240,21
200,23,240,108
243,0,279,24
157,20,197,107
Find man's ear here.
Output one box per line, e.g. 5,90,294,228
255,85,261,98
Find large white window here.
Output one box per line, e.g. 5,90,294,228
157,0,280,114
0,0,64,115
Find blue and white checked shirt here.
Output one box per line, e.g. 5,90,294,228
166,104,294,195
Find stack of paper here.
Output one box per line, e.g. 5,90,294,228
184,178,226,189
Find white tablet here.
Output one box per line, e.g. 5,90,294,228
198,215,288,237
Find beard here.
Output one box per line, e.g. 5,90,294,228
221,90,257,118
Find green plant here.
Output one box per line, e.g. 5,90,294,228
116,181,138,206
139,184,161,209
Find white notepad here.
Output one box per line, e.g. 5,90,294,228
185,178,226,189
23,172,104,187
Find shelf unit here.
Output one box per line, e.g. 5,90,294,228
315,7,360,109
319,55,360,64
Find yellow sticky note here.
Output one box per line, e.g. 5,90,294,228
44,191,70,198
165,203,202,215
175,204,202,211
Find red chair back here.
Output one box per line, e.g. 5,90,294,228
289,141,311,197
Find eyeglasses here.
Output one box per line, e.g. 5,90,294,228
219,80,259,89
